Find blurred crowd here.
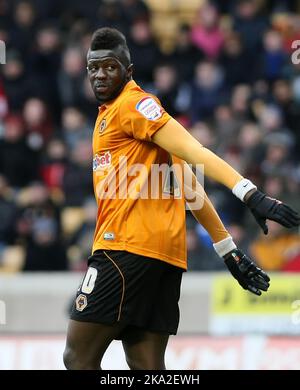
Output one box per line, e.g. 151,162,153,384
0,0,299,273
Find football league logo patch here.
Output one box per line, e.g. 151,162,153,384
99,119,106,135
76,294,87,312
136,97,162,120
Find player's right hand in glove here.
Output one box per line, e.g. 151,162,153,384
245,190,300,235
223,248,270,296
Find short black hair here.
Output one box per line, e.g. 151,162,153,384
90,27,131,67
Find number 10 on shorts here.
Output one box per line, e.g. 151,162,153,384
78,267,98,294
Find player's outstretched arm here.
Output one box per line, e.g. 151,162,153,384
153,118,300,233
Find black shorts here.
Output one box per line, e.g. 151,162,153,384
70,250,183,336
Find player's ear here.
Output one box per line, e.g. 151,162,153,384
126,63,133,80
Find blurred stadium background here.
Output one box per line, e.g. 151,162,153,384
0,0,300,370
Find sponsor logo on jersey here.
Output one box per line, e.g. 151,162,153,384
75,294,87,311
136,97,162,120
93,151,112,171
99,119,106,135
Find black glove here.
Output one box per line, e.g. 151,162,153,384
246,190,300,234
224,249,270,296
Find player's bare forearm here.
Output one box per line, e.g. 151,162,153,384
153,118,243,190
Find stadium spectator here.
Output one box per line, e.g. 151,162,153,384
191,3,224,59
22,215,68,271
0,114,39,187
40,137,67,193
149,62,191,118
127,19,162,86
23,97,54,144
190,61,224,123
61,106,92,149
62,139,93,206
166,24,204,83
58,46,86,108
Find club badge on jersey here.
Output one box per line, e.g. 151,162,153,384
99,119,106,135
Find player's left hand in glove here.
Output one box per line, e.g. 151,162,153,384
246,190,300,235
223,248,270,296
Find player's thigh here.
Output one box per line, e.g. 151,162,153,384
65,319,124,362
122,329,169,370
